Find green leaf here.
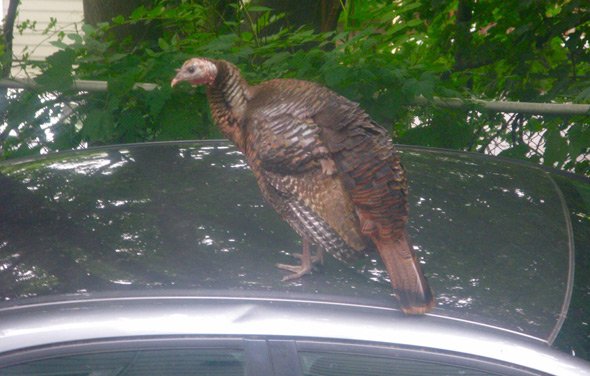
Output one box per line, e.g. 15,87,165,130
147,4,165,17
158,38,170,51
81,23,96,35
523,117,544,132
247,5,273,12
545,4,562,17
52,121,82,150
323,67,347,88
81,109,112,142
67,33,83,44
416,72,436,98
401,78,418,98
405,19,423,28
262,51,290,68
118,109,146,142
49,40,69,49
240,31,254,42
112,15,126,25
35,49,75,91
397,125,435,147
575,86,590,102
145,87,170,119
397,1,422,13
568,123,590,155
499,144,529,160
544,126,568,167
202,34,239,54
157,94,210,140
130,5,147,20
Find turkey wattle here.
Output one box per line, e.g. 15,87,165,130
171,58,434,314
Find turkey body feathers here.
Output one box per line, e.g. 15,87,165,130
172,58,434,314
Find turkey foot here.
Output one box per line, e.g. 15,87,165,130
276,238,324,281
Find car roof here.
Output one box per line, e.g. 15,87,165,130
2,293,590,376
0,140,583,346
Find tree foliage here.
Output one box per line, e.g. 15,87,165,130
1,0,589,175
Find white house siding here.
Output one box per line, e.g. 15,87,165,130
4,0,84,77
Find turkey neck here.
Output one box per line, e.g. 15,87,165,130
207,60,251,152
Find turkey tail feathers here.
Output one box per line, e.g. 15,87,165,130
373,231,434,315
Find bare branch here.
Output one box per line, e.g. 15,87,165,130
0,78,588,116
414,96,590,116
0,78,158,92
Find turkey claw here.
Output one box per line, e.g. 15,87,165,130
277,239,324,281
276,262,313,281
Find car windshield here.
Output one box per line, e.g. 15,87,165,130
0,141,574,344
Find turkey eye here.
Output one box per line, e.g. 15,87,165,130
187,66,196,74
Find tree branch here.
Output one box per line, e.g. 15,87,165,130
0,78,587,116
0,77,157,92
2,0,19,79
414,96,590,116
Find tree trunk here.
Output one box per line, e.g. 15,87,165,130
0,0,20,147
453,0,473,72
253,0,342,34
1,0,19,79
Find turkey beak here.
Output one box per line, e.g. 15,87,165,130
171,68,183,87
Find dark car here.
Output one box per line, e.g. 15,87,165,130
0,140,589,375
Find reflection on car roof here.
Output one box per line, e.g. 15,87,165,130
0,140,574,344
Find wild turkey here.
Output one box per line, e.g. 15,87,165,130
171,58,434,314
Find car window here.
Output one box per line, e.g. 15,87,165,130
0,348,245,375
299,351,503,376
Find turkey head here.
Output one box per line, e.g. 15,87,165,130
172,58,435,315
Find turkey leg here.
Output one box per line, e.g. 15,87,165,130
276,237,324,281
